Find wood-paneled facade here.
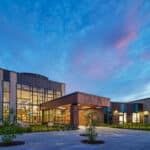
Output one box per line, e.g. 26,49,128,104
41,92,110,127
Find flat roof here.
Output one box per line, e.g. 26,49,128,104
41,91,110,110
0,67,65,84
112,98,150,104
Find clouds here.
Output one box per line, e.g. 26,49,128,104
119,82,150,101
67,0,150,100
0,0,150,101
69,0,150,82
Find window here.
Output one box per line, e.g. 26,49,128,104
120,104,127,112
119,112,127,124
16,84,44,124
54,91,61,99
3,82,10,102
132,113,140,123
37,88,44,104
47,90,53,101
16,84,62,124
3,81,10,120
3,103,10,120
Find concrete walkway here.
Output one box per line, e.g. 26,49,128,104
0,127,150,150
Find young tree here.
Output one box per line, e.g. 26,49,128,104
1,108,17,144
85,111,99,142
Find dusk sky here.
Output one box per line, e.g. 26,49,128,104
0,0,150,101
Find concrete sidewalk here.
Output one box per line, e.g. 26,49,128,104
0,127,150,150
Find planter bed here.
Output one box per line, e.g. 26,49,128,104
81,139,105,144
0,141,25,147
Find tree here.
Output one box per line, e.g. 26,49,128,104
1,108,17,144
1,119,16,143
85,111,99,142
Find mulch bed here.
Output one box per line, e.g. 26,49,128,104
81,139,105,144
80,133,89,136
0,141,25,147
80,133,98,136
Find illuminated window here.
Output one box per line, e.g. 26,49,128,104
48,90,53,101
132,113,140,123
119,112,127,124
37,88,44,104
16,84,62,124
3,82,10,102
54,91,61,99
33,95,37,104
17,89,21,98
16,84,44,124
3,103,10,120
3,81,10,120
22,90,30,99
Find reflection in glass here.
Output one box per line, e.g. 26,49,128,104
16,84,62,124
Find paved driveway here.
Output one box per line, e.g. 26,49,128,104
0,127,150,150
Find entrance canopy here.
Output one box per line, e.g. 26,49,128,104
40,92,110,127
40,92,110,110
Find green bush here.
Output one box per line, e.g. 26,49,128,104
1,126,16,143
85,112,100,142
52,124,77,131
0,123,78,135
0,119,18,143
107,123,150,131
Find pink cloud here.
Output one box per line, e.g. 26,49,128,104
69,0,148,81
108,0,145,51
115,31,137,49
71,49,133,81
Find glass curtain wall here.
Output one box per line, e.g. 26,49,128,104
54,91,61,99
43,109,70,125
17,84,62,124
17,84,44,124
3,81,10,120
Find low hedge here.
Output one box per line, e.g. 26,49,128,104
99,123,150,131
111,123,150,131
0,124,78,135
0,126,31,135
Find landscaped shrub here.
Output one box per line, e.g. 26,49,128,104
0,119,18,144
107,123,150,131
85,112,100,142
0,123,78,135
52,124,78,131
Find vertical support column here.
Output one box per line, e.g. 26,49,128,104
99,108,104,123
113,113,119,124
0,70,3,124
70,104,79,128
42,110,44,124
61,83,66,96
10,72,17,123
127,113,132,123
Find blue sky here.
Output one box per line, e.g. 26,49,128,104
0,0,150,101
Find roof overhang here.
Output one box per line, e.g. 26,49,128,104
40,92,110,110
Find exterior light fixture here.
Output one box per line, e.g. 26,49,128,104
114,110,118,115
144,111,149,116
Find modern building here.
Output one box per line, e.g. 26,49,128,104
105,99,150,124
0,68,150,127
0,68,65,125
41,92,110,127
